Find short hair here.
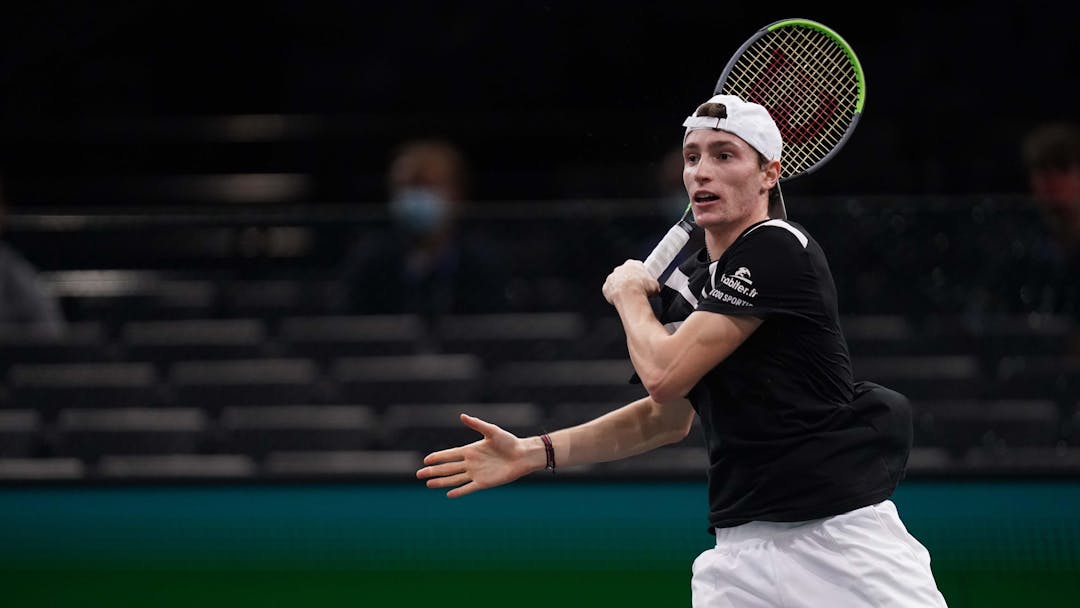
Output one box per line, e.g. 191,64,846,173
387,139,469,202
694,102,728,120
1022,122,1080,173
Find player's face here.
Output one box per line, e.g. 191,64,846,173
682,129,771,230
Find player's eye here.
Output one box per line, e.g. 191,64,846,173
716,152,733,161
685,153,700,164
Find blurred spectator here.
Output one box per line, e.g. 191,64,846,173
337,139,511,321
1023,121,1080,252
966,122,1080,320
0,176,66,337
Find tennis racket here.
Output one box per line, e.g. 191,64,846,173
642,18,866,279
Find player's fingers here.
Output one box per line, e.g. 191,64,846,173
446,481,481,499
460,413,497,436
425,472,470,489
422,447,463,466
416,461,467,480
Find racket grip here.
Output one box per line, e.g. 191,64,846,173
644,223,693,279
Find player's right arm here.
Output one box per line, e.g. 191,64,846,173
416,395,695,498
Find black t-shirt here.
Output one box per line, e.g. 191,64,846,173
655,219,911,531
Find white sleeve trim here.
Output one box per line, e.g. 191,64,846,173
745,219,808,248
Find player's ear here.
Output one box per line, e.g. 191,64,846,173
763,160,781,190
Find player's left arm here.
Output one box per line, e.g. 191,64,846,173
603,260,761,404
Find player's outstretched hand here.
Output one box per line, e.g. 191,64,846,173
415,413,540,498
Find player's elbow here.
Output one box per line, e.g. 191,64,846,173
644,395,695,446
640,374,666,403
660,415,694,445
647,387,684,408
641,375,686,410
636,347,696,406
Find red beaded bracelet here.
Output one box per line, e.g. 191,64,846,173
540,433,556,473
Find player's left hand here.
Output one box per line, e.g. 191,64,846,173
603,259,660,304
416,414,536,498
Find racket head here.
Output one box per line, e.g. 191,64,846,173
714,18,866,182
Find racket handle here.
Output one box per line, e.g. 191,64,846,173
644,221,693,279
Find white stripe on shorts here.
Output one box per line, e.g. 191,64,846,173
691,500,948,607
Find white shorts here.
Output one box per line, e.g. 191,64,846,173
691,500,948,607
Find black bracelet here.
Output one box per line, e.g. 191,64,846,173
540,433,556,474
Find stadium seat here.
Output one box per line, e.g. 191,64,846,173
905,446,958,476
220,404,379,456
434,312,587,364
962,446,1080,475
54,407,209,460
220,278,337,319
576,315,631,360
842,314,923,357
6,362,162,412
168,358,323,408
1068,405,1080,447
277,315,423,361
120,318,270,366
503,275,587,313
0,410,42,457
912,399,1061,457
96,454,256,479
0,321,115,372
853,355,985,401
976,314,1076,358
330,354,484,407
994,355,1080,402
487,359,647,405
263,449,423,479
43,270,218,323
0,457,84,480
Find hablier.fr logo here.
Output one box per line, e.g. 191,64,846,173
717,268,758,299
707,265,759,307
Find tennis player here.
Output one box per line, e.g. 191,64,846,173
417,94,948,607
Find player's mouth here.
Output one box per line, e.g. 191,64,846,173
692,191,720,204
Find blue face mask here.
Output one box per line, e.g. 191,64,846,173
390,188,450,234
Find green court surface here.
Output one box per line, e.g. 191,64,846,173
1,480,1077,607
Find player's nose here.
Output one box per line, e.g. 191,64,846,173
690,164,711,183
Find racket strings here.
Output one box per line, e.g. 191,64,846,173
722,26,862,179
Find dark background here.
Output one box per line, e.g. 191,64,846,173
0,1,1077,208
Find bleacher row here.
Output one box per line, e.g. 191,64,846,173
1,310,1078,481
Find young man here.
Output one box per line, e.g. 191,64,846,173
416,95,948,607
